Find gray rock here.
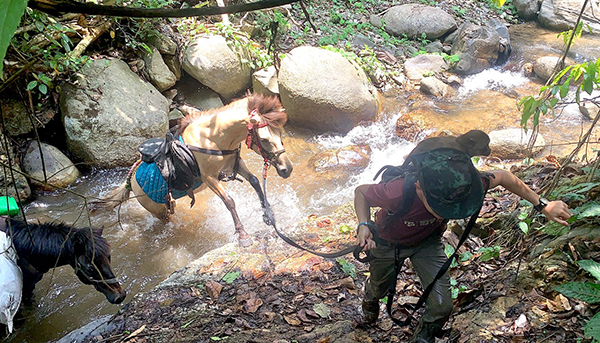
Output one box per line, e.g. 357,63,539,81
22,142,80,190
513,0,540,20
451,23,501,75
420,76,455,98
533,56,571,82
60,58,169,167
0,101,54,137
182,35,252,100
0,160,31,201
382,4,457,39
404,54,448,82
278,46,379,134
144,47,177,92
146,31,178,55
539,0,600,34
252,66,279,96
489,128,546,159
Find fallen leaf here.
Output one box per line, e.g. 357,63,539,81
244,296,263,313
125,324,145,340
297,309,312,322
284,314,302,326
205,281,223,299
313,302,331,318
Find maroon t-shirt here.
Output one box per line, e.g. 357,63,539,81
365,178,443,246
364,176,491,246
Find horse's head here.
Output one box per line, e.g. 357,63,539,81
72,228,126,304
246,95,293,178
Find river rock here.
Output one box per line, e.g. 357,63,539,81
146,31,178,55
451,22,501,75
404,54,449,82
533,56,574,82
0,101,54,137
252,66,279,96
60,58,169,167
22,142,80,190
420,76,456,98
278,46,379,134
0,159,31,201
488,128,546,159
382,4,457,40
538,0,600,34
144,47,177,92
182,35,252,100
513,0,540,20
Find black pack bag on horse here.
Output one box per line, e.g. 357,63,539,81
138,131,201,208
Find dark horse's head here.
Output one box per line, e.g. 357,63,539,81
8,219,126,304
70,227,126,304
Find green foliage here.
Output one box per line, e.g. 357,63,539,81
519,56,600,131
478,246,501,262
556,260,600,342
0,0,28,78
452,6,467,17
336,257,357,279
222,271,240,284
450,277,468,299
339,224,353,234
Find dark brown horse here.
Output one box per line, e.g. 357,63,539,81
4,218,126,305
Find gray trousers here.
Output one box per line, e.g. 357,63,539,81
364,233,453,324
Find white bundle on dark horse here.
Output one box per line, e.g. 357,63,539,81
99,93,294,247
0,229,22,335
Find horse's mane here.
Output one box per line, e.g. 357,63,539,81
8,219,109,259
179,93,287,132
247,93,287,129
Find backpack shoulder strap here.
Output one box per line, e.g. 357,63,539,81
383,172,417,227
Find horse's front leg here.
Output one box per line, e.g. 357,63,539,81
236,159,275,226
204,176,253,247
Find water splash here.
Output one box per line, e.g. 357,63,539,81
458,68,528,97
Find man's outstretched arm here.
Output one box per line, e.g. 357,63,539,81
488,170,571,226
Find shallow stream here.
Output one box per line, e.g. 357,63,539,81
4,22,600,343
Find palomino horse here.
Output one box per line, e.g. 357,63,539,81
103,93,293,246
3,218,126,305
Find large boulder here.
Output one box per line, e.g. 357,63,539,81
538,0,600,34
22,142,80,190
451,23,501,75
278,47,379,134
382,4,457,40
59,58,169,167
182,35,252,100
513,0,540,20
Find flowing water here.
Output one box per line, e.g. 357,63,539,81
4,23,600,343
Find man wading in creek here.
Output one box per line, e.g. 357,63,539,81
354,148,572,342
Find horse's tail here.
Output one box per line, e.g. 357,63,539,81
90,160,139,212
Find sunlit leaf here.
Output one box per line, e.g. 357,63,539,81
0,0,28,78
578,260,600,281
222,271,240,284
584,312,600,341
313,302,330,318
555,282,600,304
518,221,529,234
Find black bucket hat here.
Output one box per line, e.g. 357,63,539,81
409,147,484,219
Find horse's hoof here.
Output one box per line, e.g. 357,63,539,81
262,213,275,226
238,236,253,247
